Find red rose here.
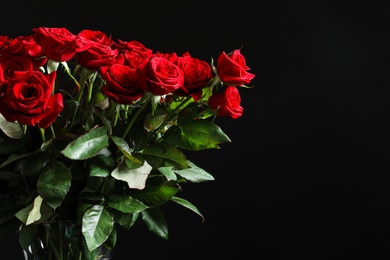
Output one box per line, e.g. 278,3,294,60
113,39,153,59
100,64,144,104
113,40,153,70
216,49,255,86
208,86,243,119
137,55,185,96
175,52,212,100
74,41,117,71
32,27,89,62
0,70,63,128
0,64,4,86
0,35,44,58
78,29,114,46
0,55,36,84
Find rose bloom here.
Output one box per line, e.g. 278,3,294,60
208,86,243,119
100,63,144,104
74,41,118,71
0,35,45,58
78,29,114,46
113,40,153,71
174,51,212,100
216,49,255,86
0,35,47,69
0,70,63,128
32,27,90,62
137,55,185,96
0,55,37,84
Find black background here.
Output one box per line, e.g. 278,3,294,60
2,1,390,259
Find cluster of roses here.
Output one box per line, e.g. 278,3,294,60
0,27,255,129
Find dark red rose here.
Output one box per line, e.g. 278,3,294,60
208,86,243,119
0,70,63,128
32,27,90,62
137,55,185,96
175,51,212,100
100,64,144,104
216,49,255,86
0,55,37,84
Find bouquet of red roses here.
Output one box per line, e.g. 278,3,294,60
0,27,255,259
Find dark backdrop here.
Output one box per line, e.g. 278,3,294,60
1,1,390,259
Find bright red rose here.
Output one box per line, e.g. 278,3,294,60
208,86,243,119
216,49,255,86
32,27,90,62
175,51,212,100
137,55,185,96
78,29,114,46
113,40,153,70
100,64,144,104
0,70,63,128
74,41,118,71
113,39,153,58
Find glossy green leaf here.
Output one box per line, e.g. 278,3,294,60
0,113,24,139
178,119,231,150
107,194,148,213
141,207,168,240
158,166,177,181
131,185,179,207
142,142,189,169
61,126,109,160
86,154,116,178
170,196,204,222
113,211,139,230
37,161,71,209
111,136,142,164
82,205,114,251
174,160,215,183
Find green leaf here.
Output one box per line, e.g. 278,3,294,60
15,204,33,224
0,113,24,139
0,153,31,168
174,160,215,183
107,194,148,213
82,205,114,251
170,196,204,222
178,119,231,150
158,166,177,181
111,136,142,164
17,151,51,176
18,224,39,251
61,126,109,160
104,225,117,249
112,211,139,230
0,135,29,155
86,154,116,178
142,142,189,169
141,207,168,240
131,185,179,207
143,107,167,131
37,161,71,209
